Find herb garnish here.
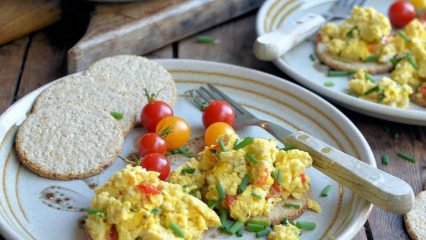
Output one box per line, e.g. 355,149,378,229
110,111,123,120
196,35,220,44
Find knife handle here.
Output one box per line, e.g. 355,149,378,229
253,13,326,61
282,131,414,214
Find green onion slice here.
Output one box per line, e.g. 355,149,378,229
251,191,262,199
324,81,335,87
226,221,244,235
364,54,379,62
321,184,332,197
87,208,105,217
218,138,226,152
196,35,220,44
181,168,196,174
238,175,250,194
309,53,316,62
110,111,123,120
236,228,243,237
216,183,226,200
406,53,419,70
281,146,295,151
246,223,266,232
151,207,162,215
284,202,301,209
207,200,219,209
382,154,390,165
364,85,379,95
233,137,254,150
346,25,358,38
365,73,375,83
327,70,355,77
246,152,258,164
397,152,416,163
256,228,272,238
295,221,316,230
398,31,411,42
249,218,271,227
170,222,185,238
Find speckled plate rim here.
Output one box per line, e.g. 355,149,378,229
256,0,426,126
0,59,374,240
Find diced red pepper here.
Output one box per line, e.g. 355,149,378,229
419,86,426,94
225,195,237,208
136,183,161,195
107,225,118,240
316,33,322,42
271,181,281,192
256,166,269,186
300,173,306,184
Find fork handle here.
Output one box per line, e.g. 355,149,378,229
253,13,325,61
282,131,414,214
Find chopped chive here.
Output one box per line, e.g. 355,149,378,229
189,188,198,196
378,92,386,102
233,137,254,150
256,228,272,238
365,73,375,83
346,25,358,38
324,81,335,87
397,152,416,163
406,53,419,70
216,183,226,200
219,209,233,230
281,217,289,225
246,223,265,232
295,221,316,230
218,138,226,152
284,203,301,209
276,169,282,185
394,133,400,139
236,228,243,237
282,146,295,151
364,54,379,62
110,111,123,120
321,184,332,197
196,35,220,44
170,222,185,238
251,191,262,199
238,175,250,193
364,85,379,95
246,152,258,164
226,221,244,235
327,70,355,77
309,53,316,62
390,56,404,68
87,208,105,217
398,31,411,42
207,200,220,209
181,168,196,174
249,218,271,227
151,207,162,215
382,154,390,165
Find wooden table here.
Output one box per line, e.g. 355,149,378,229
0,8,424,240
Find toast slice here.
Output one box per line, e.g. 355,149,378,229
16,103,123,180
33,75,137,136
315,43,393,74
84,55,177,120
404,191,426,240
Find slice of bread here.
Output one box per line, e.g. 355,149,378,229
16,103,124,180
404,191,426,240
84,55,177,119
33,75,137,136
315,43,393,74
411,93,426,108
254,190,311,225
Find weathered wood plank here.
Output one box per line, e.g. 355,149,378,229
145,45,174,59
344,110,425,240
0,37,29,113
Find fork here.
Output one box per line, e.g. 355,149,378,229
254,0,366,61
189,84,414,214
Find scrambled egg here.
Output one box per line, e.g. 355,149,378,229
169,133,313,223
268,224,301,240
349,69,413,108
320,6,392,62
307,199,321,213
85,166,220,240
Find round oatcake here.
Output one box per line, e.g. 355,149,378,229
33,75,136,136
404,191,426,240
16,103,124,180
84,55,177,119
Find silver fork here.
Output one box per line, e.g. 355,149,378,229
189,84,414,214
254,0,366,61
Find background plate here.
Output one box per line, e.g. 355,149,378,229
0,59,373,240
256,0,426,126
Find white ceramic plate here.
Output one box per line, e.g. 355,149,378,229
0,60,373,240
256,0,426,126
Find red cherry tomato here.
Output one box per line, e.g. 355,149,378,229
389,1,416,28
139,133,167,156
140,100,173,132
202,100,235,128
140,153,170,180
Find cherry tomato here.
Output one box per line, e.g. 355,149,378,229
139,133,167,156
155,116,191,150
389,1,416,28
411,0,426,9
202,100,235,128
204,122,235,146
140,99,173,132
136,183,162,195
140,153,170,180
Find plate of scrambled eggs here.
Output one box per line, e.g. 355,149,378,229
257,0,426,125
0,59,374,239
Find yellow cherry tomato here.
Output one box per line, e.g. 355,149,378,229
155,116,190,150
411,0,426,9
204,122,235,146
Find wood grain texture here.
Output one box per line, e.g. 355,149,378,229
67,0,263,73
0,38,29,113
0,0,61,46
